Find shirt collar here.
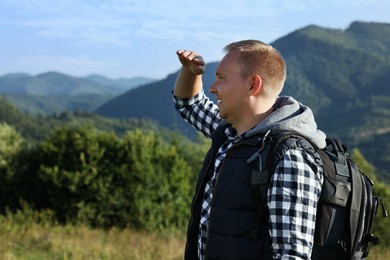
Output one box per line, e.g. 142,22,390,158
224,125,247,143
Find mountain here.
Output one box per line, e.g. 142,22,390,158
0,72,157,115
95,21,390,181
95,62,219,137
2,93,112,116
271,21,390,131
85,74,156,93
0,95,163,143
0,71,113,96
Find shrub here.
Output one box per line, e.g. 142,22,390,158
0,122,23,211
17,127,192,230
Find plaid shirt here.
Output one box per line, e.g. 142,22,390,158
174,90,323,259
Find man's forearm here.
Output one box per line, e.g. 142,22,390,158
174,50,205,98
174,66,203,98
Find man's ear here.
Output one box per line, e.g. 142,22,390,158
249,75,262,95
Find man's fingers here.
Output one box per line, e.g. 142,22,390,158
178,50,199,60
176,49,185,56
176,49,206,75
193,56,206,74
193,56,205,66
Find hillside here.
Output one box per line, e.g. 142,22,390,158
2,93,113,115
95,62,218,137
95,21,390,181
0,72,114,96
0,95,163,143
85,74,156,93
273,22,390,110
0,72,157,115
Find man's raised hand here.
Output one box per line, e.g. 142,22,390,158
176,50,206,75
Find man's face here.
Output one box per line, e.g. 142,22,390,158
210,50,251,125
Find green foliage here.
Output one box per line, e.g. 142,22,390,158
32,127,120,225
123,130,192,230
0,122,23,170
0,96,198,230
167,131,211,185
13,127,194,230
371,181,390,247
0,123,24,212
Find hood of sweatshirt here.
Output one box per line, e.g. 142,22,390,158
246,96,327,149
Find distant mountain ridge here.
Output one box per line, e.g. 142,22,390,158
95,21,390,180
85,74,155,93
0,72,157,114
0,72,157,96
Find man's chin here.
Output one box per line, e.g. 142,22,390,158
220,114,232,124
219,113,226,120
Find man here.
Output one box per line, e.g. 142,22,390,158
173,40,326,259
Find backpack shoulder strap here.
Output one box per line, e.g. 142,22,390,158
248,131,316,240
250,131,316,208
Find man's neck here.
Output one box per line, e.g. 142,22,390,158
234,107,274,136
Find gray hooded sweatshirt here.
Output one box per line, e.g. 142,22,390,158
246,96,327,149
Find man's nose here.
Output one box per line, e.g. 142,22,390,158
209,82,217,94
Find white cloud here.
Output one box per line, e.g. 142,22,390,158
0,1,139,46
0,0,307,45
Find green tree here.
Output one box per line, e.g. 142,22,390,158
0,122,23,170
17,127,193,230
123,129,192,230
167,131,210,185
25,127,121,225
0,122,23,211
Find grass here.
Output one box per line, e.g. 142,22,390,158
0,208,388,259
0,208,185,260
0,223,186,259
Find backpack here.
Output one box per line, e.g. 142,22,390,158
250,131,388,259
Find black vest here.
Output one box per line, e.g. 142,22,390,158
185,125,273,260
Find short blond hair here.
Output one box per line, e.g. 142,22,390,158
224,40,286,97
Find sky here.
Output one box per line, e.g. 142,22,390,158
0,0,390,80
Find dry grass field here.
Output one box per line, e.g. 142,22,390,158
0,210,388,259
